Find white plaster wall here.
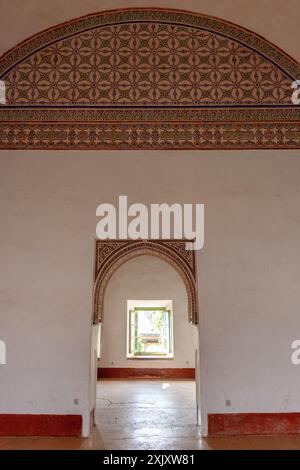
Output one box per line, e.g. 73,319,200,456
99,255,197,369
90,325,99,413
0,151,300,436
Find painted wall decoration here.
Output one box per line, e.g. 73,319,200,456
93,240,198,325
0,8,300,149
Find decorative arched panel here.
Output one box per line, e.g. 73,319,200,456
93,239,198,324
0,8,300,149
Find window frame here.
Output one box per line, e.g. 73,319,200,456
127,306,174,359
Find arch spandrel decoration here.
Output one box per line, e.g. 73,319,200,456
93,239,198,325
0,8,300,149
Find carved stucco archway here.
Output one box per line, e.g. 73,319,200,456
93,240,198,325
0,8,300,149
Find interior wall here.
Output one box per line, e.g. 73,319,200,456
0,151,299,436
99,255,197,369
90,325,99,416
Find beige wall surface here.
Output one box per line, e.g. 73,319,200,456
0,150,300,435
99,255,198,369
0,0,300,62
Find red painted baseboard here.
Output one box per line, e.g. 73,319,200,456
98,367,195,379
0,414,82,437
208,413,300,436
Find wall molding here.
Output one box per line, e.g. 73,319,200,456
98,367,195,379
208,413,300,435
0,8,300,149
0,414,82,437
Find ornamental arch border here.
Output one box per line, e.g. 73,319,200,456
93,239,198,325
0,8,300,149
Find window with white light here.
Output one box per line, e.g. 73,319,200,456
127,302,174,359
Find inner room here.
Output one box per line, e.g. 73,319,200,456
96,255,199,449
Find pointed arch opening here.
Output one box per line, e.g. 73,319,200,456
93,240,198,325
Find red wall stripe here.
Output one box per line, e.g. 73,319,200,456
98,367,195,379
0,414,82,437
208,413,300,435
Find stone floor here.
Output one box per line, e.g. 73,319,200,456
94,379,200,450
1,379,300,450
